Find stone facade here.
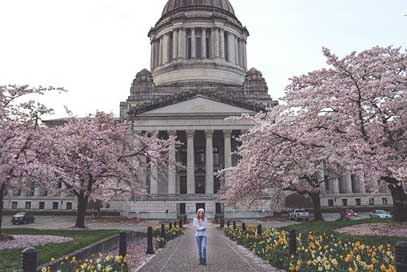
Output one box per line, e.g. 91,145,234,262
118,0,277,219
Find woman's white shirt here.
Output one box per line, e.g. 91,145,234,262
193,217,208,237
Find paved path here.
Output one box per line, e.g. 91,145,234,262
138,223,284,272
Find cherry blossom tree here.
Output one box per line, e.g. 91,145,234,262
0,85,56,237
284,46,407,221
38,113,172,228
223,108,344,221
224,46,407,222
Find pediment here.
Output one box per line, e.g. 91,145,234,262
139,96,256,116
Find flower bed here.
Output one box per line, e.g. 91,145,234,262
224,225,396,272
42,255,128,272
153,225,183,249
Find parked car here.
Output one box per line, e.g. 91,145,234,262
339,209,359,220
369,210,392,219
288,209,311,221
11,212,35,225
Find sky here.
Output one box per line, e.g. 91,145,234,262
0,0,406,118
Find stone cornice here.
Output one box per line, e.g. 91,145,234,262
128,89,267,117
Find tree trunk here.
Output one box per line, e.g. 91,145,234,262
0,184,4,237
388,181,407,222
75,194,88,228
309,191,322,221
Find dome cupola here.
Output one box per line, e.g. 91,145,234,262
161,0,236,18
148,0,249,87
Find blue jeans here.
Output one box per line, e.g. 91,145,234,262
196,236,207,259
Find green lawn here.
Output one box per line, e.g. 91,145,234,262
280,218,403,246
0,229,120,272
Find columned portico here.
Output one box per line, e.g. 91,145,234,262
186,130,195,194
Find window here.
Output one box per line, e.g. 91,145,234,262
213,147,220,166
169,33,173,62
355,198,361,206
382,198,388,205
177,146,187,165
339,177,346,194
342,199,348,207
66,202,73,210
52,202,59,210
224,32,229,61
12,201,18,209
196,203,205,213
179,203,186,215
328,199,334,207
351,175,358,193
369,198,375,206
25,202,31,209
195,147,205,165
39,202,45,210
195,176,205,194
180,176,187,195
206,29,211,58
196,37,202,59
324,176,330,193
214,175,221,194
187,29,192,59
215,203,223,214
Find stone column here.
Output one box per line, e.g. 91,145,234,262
219,28,225,59
224,130,232,186
150,160,158,195
34,186,41,197
239,39,244,67
158,37,162,65
205,130,214,195
358,174,366,193
235,36,239,65
202,28,207,59
213,28,220,59
318,169,326,194
178,28,185,60
162,34,169,64
191,28,196,59
168,130,177,195
243,39,247,69
331,178,340,194
344,174,353,194
154,39,160,68
150,40,154,70
187,130,195,194
172,30,178,60
228,34,235,64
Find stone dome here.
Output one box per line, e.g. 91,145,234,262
162,0,235,17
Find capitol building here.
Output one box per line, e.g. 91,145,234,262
3,0,394,219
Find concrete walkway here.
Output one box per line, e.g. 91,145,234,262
137,223,284,272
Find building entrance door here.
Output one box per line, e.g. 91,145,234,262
196,203,205,213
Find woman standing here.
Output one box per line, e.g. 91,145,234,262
193,208,208,265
